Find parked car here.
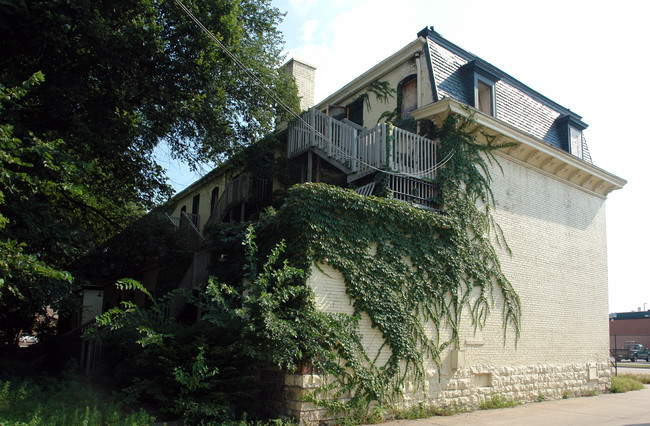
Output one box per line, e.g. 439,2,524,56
19,334,38,344
612,341,650,362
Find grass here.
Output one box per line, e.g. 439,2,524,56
479,394,520,410
616,373,650,384
394,401,468,420
0,375,154,425
610,375,645,393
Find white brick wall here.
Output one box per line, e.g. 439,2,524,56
298,152,611,420
283,59,316,112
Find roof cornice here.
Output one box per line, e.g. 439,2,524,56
315,38,426,109
412,98,626,198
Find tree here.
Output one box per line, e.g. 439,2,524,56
0,73,74,342
1,0,298,208
0,0,299,339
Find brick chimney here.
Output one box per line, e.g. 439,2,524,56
282,58,316,111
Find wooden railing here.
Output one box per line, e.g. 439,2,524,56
288,109,438,179
208,175,268,223
289,108,360,171
390,127,438,179
390,175,438,209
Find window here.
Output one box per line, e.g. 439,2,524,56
476,79,494,116
191,194,200,215
569,126,583,159
400,77,418,120
210,187,220,215
556,114,588,160
347,98,364,126
462,60,499,117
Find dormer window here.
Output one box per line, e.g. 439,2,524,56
569,126,583,159
462,60,500,117
556,114,590,162
476,79,495,116
400,76,418,120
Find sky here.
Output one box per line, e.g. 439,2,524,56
165,0,650,313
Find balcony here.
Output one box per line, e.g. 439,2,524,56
207,174,269,224
288,108,439,181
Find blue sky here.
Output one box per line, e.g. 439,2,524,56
166,0,650,313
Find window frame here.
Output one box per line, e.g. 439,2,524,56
398,75,418,121
474,74,496,116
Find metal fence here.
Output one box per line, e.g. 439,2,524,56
610,334,650,376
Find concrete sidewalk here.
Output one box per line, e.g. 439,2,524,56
380,386,650,425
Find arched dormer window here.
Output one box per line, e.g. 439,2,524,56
398,75,418,121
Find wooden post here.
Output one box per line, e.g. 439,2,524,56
351,129,358,172
327,116,333,157
309,109,315,149
307,151,313,182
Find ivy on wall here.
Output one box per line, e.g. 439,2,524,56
94,112,521,421
210,112,521,414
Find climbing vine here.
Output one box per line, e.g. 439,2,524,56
94,113,521,422
218,112,521,415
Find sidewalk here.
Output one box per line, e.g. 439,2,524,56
380,386,650,426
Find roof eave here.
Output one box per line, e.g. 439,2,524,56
412,98,626,198
315,38,426,110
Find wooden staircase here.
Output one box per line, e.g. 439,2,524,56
288,108,439,182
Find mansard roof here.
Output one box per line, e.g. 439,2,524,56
418,26,590,159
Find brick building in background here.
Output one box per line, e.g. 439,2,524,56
610,311,650,351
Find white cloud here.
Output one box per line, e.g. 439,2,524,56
288,0,318,13
300,19,318,43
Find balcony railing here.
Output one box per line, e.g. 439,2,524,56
288,108,438,179
390,175,438,209
208,174,269,223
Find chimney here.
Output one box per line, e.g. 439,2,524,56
281,58,316,111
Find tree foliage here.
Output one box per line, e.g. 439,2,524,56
0,0,298,339
0,73,74,343
0,0,298,207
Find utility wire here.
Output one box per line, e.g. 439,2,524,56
174,0,453,179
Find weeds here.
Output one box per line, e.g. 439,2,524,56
610,375,644,393
615,374,650,385
394,401,467,420
480,394,520,410
0,375,154,425
562,390,572,399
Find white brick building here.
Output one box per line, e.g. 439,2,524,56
165,26,625,423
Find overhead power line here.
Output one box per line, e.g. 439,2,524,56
174,0,453,179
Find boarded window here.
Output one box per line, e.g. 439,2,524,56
401,78,418,120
